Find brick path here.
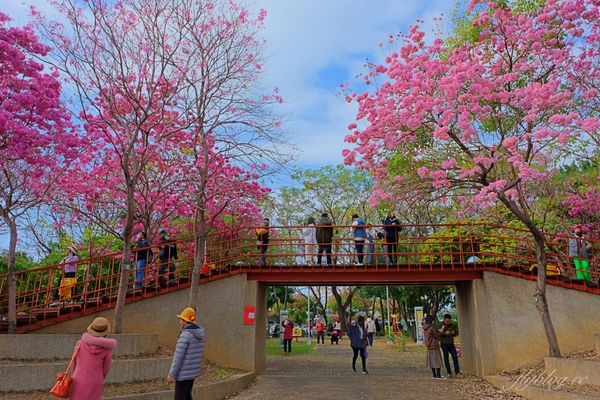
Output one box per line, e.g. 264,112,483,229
230,339,523,400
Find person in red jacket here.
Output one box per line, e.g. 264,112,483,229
282,317,294,355
315,319,325,344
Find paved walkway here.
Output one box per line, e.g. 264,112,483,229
230,340,522,400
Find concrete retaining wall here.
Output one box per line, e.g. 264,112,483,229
456,271,600,376
105,372,255,400
34,273,267,373
485,375,596,400
545,357,600,386
0,333,158,360
0,357,172,392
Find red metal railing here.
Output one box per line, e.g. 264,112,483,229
1,223,598,332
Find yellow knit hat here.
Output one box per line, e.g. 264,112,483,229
177,307,196,324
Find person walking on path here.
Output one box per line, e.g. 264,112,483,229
134,232,152,289
282,317,294,355
568,226,593,281
383,213,401,265
255,218,270,266
58,246,79,303
366,317,376,346
439,313,461,377
315,319,325,344
69,317,117,400
302,217,317,265
316,213,334,266
351,214,367,265
168,307,206,400
423,315,445,380
348,315,368,374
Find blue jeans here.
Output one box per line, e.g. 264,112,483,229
441,343,460,375
135,259,147,288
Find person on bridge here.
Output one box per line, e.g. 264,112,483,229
439,313,461,377
366,317,376,346
351,214,367,266
159,228,178,282
168,307,206,400
58,246,79,303
255,218,270,266
316,213,334,266
315,319,325,344
423,315,445,380
383,213,401,266
134,232,152,289
568,226,592,282
348,315,368,374
282,317,294,354
69,317,117,400
302,217,317,265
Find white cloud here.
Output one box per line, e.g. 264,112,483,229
259,0,454,169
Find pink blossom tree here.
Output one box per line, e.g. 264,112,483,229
344,0,600,357
0,13,78,333
36,0,287,326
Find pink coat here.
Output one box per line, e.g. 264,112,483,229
69,333,116,400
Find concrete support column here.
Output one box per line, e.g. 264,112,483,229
456,271,600,377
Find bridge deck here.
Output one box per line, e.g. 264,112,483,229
2,223,599,333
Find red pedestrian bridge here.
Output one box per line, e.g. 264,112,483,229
1,223,598,334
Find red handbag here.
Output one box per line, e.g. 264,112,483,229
50,342,80,398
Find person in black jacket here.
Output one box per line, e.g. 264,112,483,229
315,213,334,266
383,213,401,265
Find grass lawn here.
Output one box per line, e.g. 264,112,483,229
266,337,316,356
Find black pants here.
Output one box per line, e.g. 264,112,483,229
441,343,460,375
259,245,268,265
386,242,397,264
283,338,292,352
174,379,194,400
367,332,374,346
352,347,366,371
355,240,364,264
317,331,324,344
317,244,332,265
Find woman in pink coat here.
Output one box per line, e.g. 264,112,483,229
69,317,117,400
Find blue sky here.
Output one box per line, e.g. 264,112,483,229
0,0,456,250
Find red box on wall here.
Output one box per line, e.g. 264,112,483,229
243,306,256,325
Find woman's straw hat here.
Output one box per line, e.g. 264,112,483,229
87,317,111,337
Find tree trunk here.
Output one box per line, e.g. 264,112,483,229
371,297,377,317
113,184,136,333
6,217,18,334
332,286,355,332
532,230,561,357
189,209,207,310
500,195,561,357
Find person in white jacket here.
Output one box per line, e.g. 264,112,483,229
302,217,317,265
366,317,376,346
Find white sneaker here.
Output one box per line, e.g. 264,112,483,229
356,263,363,266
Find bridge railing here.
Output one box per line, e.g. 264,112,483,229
0,238,197,324
1,223,598,329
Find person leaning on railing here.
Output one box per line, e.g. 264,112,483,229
58,246,79,303
568,226,593,282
